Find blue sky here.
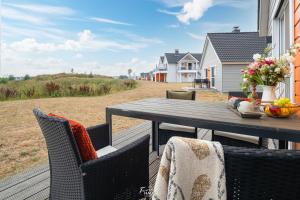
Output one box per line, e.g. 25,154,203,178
1,0,257,76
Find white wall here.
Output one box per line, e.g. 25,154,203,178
167,63,177,82
200,39,222,91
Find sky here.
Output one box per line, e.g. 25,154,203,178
0,0,258,77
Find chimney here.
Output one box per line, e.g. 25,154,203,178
232,26,240,33
175,49,179,54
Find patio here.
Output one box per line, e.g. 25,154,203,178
0,122,167,200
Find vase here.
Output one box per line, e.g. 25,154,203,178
261,85,276,104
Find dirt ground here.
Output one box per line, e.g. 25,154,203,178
0,81,227,180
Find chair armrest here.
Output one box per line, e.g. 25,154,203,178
86,123,110,150
80,135,150,200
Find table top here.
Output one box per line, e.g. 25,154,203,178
107,98,300,141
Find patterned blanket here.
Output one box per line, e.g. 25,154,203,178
152,137,226,200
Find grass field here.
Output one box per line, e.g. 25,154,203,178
0,73,136,101
0,81,227,180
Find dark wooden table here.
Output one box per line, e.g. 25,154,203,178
106,98,300,149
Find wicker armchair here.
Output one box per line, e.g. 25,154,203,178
155,90,197,155
33,109,150,200
224,145,300,199
212,91,266,148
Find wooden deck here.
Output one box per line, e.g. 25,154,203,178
0,121,211,200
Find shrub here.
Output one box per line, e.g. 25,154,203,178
8,75,16,81
79,85,92,95
123,80,136,88
0,87,19,99
67,86,77,96
99,84,111,94
24,74,31,80
0,78,8,84
22,87,35,98
45,82,60,96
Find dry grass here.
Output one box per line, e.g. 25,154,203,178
0,81,227,180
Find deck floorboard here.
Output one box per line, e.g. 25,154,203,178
0,122,161,200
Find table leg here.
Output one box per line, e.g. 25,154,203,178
279,140,288,149
152,121,157,151
106,108,112,146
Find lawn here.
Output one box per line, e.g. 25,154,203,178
0,81,227,179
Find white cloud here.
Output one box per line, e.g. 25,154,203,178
6,29,148,53
167,24,180,28
90,17,133,26
177,0,213,24
187,32,205,40
159,0,254,24
4,3,75,15
157,9,180,15
1,6,49,25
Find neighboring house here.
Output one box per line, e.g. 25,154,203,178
140,71,154,81
154,49,202,83
258,0,299,104
199,27,268,92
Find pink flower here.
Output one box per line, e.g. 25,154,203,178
240,69,245,74
248,69,255,75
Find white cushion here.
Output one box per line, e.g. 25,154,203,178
214,131,259,144
96,145,117,157
159,123,195,133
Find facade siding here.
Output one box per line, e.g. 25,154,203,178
166,64,177,82
200,39,222,91
222,64,245,92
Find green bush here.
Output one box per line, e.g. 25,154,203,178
0,78,8,84
0,73,137,101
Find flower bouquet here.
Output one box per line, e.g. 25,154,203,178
241,44,300,102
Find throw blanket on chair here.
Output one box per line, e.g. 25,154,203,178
152,137,226,200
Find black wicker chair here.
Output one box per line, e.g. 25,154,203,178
212,91,266,148
155,90,197,155
33,109,150,200
224,145,300,199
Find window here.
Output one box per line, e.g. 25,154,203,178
211,66,215,88
188,63,193,70
277,2,290,97
205,69,208,78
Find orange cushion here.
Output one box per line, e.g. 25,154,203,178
48,113,97,162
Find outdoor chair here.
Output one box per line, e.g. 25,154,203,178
212,91,266,148
155,90,197,155
33,108,150,200
224,145,300,199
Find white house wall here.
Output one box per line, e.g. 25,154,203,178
200,39,222,91
167,63,177,82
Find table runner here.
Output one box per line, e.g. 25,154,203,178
152,137,226,200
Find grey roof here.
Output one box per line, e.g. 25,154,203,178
207,32,268,62
164,53,202,64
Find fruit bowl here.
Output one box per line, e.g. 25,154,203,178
264,104,300,118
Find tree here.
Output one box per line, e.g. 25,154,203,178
88,72,93,78
8,75,15,81
24,74,30,80
128,69,132,78
71,68,74,74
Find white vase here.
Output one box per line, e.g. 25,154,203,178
261,85,276,104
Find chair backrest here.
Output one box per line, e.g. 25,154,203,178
224,145,300,200
33,109,84,200
166,90,196,100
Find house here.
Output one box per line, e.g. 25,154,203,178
258,0,299,103
154,49,202,83
258,0,300,149
199,27,268,92
140,71,154,81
